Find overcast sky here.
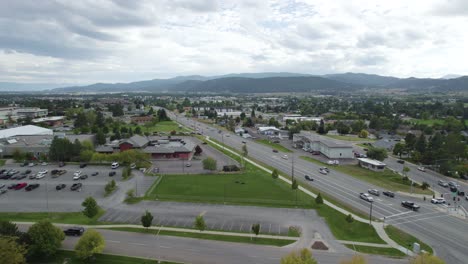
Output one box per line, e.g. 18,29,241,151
0,0,467,85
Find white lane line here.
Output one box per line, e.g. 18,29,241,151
160,245,171,249
386,211,443,222
392,214,450,225
187,248,200,252
383,211,413,219
130,242,146,246
107,240,121,243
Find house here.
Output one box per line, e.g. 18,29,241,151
0,125,53,139
144,137,196,160
234,127,246,135
293,131,353,159
357,158,386,172
119,135,149,151
131,115,153,124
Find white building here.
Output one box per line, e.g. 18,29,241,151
258,126,281,135
293,131,353,159
0,125,53,139
357,158,386,172
282,114,322,123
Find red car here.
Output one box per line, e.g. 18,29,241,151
14,182,27,190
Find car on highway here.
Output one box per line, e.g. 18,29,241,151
64,227,85,236
111,162,119,169
438,180,449,187
383,191,395,198
304,175,313,181
73,170,82,176
282,155,288,160
272,149,278,153
397,159,405,164
13,182,27,190
431,198,446,204
109,171,116,177
91,172,99,176
185,163,192,167
319,168,328,175
35,173,46,179
368,189,380,196
56,184,66,190
360,193,374,202
417,167,426,172
401,201,420,211
25,183,40,191
70,183,82,191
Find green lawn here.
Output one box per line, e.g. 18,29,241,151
410,118,468,127
125,121,190,134
333,165,433,195
385,225,433,254
344,244,406,257
325,135,376,142
0,159,6,166
105,227,295,247
255,139,292,153
31,250,180,264
0,209,107,225
300,156,327,166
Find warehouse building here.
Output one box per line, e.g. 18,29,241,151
292,131,353,159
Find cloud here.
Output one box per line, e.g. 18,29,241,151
432,0,468,16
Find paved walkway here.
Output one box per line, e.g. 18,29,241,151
206,136,413,256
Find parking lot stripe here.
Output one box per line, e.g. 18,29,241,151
239,223,243,232
220,220,226,230
268,223,271,234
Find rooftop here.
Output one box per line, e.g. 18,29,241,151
0,125,53,138
357,158,386,166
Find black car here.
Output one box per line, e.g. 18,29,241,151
383,191,395,198
304,175,314,181
25,183,40,191
401,201,420,211
397,160,405,164
16,175,27,180
64,227,85,236
450,186,458,193
79,163,87,168
58,162,66,167
91,172,99,176
80,174,88,180
70,183,82,191
458,190,465,196
56,184,66,190
109,171,116,177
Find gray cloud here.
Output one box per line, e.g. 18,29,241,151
432,0,468,16
355,55,388,66
169,0,219,13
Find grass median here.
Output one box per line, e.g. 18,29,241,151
105,227,295,247
385,225,433,254
30,250,180,264
0,209,107,225
344,244,406,257
255,139,292,152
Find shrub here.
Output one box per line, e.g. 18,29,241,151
315,193,324,205
346,214,354,223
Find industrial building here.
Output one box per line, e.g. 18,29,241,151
292,131,353,159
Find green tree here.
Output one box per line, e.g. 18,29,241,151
415,134,426,153
315,193,323,205
0,237,27,264
27,221,65,258
194,215,206,232
345,214,354,223
409,253,445,264
358,129,369,138
317,120,326,135
403,166,410,176
291,178,298,190
393,143,406,158
271,169,279,179
203,157,217,171
0,220,20,236
240,112,246,120
126,188,135,199
82,197,99,219
80,150,94,162
366,147,388,161
251,223,260,238
12,149,25,162
251,108,256,118
74,229,105,261
281,248,317,264
339,255,367,264
104,180,116,195
242,144,248,157
96,130,106,145
141,210,154,229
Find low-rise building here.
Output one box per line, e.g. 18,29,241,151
293,131,353,159
32,116,64,127
357,158,386,172
15,108,48,118
0,135,53,157
130,115,153,124
144,137,196,160
258,126,280,135
0,125,53,139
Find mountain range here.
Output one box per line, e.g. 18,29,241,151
1,72,467,93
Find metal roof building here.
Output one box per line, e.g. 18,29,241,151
0,125,53,139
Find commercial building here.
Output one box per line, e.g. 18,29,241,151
357,158,386,172
0,135,53,157
15,108,48,118
0,125,53,139
293,131,353,159
32,116,64,127
130,115,153,124
258,126,281,135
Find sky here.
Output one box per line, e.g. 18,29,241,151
0,0,467,85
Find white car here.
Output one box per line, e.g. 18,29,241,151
431,198,446,204
417,167,425,172
111,162,119,169
327,160,340,165
319,168,328,175
282,155,288,160
38,169,48,175
35,173,46,179
0,184,5,189
360,193,374,202
73,170,82,177
41,162,48,166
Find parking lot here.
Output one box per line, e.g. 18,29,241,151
0,163,124,212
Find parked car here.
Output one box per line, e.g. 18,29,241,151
25,183,40,191
91,172,99,176
397,160,405,164
7,183,16,189
272,149,279,153
0,183,5,189
58,162,66,167
13,182,27,190
73,171,82,177
38,169,48,175
80,174,88,180
401,201,420,211
458,190,465,196
368,189,380,196
35,173,46,179
70,183,82,191
185,163,192,167
41,162,48,166
431,198,446,204
130,163,136,169
438,180,449,187
29,174,37,179
304,175,313,181
16,175,27,180
56,184,66,190
360,193,374,202
450,186,458,193
383,191,395,198
0,189,6,195
28,163,36,167
311,151,320,155
327,160,339,165
282,155,288,160
64,227,85,236
111,162,119,169
417,167,426,172
79,163,87,168
109,171,116,177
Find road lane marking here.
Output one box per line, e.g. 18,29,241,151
130,242,146,246
107,240,121,243
160,245,171,249
384,211,413,219
199,210,207,216
392,214,449,225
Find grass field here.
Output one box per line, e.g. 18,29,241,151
344,244,406,257
325,135,376,142
125,121,190,134
255,139,292,152
332,165,433,195
0,209,107,225
411,118,468,126
106,227,295,247
30,250,180,264
0,159,6,166
385,225,433,254
300,156,327,166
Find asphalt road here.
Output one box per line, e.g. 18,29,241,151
172,112,468,264
57,228,407,264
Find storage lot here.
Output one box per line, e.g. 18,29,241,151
0,163,122,212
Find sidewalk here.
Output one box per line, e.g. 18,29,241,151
205,137,412,256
